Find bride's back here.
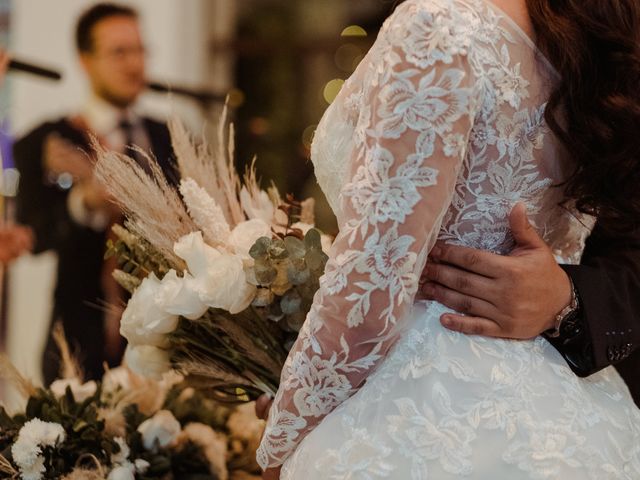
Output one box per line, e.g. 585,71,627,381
312,0,594,264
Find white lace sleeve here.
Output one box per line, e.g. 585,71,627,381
257,1,482,469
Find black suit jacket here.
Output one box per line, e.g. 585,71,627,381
553,223,640,405
13,116,175,383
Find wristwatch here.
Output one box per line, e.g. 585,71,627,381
544,278,581,339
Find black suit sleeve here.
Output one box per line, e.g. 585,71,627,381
550,222,640,384
14,122,71,253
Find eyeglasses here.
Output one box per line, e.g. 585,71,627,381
92,45,147,62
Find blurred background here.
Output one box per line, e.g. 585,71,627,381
0,0,397,405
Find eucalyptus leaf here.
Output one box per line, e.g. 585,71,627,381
306,249,327,271
288,261,311,285
252,288,275,307
304,228,322,249
286,311,306,331
284,236,305,259
268,239,288,259
245,266,260,286
249,236,271,260
281,290,302,315
255,264,277,285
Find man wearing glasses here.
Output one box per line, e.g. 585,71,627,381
14,3,174,385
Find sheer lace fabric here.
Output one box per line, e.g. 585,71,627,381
257,0,640,476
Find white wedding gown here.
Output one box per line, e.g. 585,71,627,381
257,0,640,478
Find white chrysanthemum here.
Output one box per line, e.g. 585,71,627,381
180,178,231,248
12,418,66,480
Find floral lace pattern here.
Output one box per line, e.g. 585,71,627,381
257,0,640,476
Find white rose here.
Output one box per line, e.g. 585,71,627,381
120,274,179,347
124,345,171,380
174,231,221,278
156,269,208,320
107,465,135,480
197,255,256,313
137,410,181,451
49,378,97,402
228,219,272,256
174,232,256,314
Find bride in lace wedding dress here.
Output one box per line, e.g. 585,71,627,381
257,0,640,478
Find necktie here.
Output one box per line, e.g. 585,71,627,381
118,118,151,174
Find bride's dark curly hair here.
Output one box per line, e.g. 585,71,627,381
526,0,640,233
393,0,640,233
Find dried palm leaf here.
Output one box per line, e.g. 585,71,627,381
52,322,82,380
93,141,197,268
0,355,37,400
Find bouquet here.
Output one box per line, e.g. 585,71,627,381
94,109,330,403
0,329,264,480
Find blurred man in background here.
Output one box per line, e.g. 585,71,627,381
14,3,174,385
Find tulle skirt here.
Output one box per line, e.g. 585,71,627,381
281,301,640,479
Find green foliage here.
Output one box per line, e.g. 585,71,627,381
248,228,328,317
171,228,329,404
1,386,115,478
105,228,172,282
163,388,231,431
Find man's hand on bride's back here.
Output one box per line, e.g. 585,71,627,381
420,203,573,339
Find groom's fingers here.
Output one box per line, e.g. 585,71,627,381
440,314,504,338
422,262,496,301
430,241,509,278
422,281,496,319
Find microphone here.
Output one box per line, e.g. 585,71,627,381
146,81,225,104
5,58,225,106
8,58,62,81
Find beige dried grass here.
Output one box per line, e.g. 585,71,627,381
52,322,82,380
217,118,246,226
177,359,250,387
93,141,197,269
0,453,18,477
0,355,37,401
169,106,245,227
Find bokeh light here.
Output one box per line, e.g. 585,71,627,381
227,88,246,108
335,44,363,73
248,117,270,136
341,25,367,37
323,79,345,104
